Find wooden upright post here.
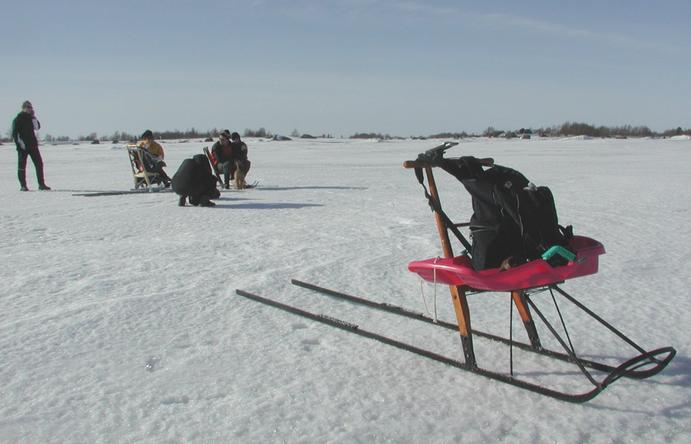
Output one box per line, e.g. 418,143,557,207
511,291,542,350
424,166,477,367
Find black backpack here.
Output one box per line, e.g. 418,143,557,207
443,157,572,270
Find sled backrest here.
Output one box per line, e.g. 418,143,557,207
127,146,160,188
403,154,494,261
405,146,571,270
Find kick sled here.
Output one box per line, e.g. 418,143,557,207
127,146,167,189
236,142,675,403
402,142,675,401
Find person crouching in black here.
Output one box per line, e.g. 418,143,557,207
172,154,220,207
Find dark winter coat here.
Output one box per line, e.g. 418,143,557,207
211,141,234,163
172,154,219,199
230,141,248,161
12,111,40,151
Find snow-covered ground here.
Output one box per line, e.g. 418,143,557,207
1,137,690,443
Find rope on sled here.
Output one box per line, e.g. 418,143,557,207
509,295,514,377
418,257,440,323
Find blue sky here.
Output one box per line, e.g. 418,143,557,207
2,0,690,137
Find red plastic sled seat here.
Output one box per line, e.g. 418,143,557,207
408,236,605,291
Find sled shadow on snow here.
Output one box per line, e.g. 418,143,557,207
213,202,323,210
586,395,691,417
584,363,691,417
45,189,143,193
652,353,691,387
215,196,252,202
255,186,367,191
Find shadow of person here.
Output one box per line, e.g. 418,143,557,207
256,186,367,191
213,202,324,210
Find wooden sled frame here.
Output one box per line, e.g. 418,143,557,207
127,146,163,189
402,142,676,401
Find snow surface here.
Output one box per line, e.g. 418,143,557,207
1,137,690,443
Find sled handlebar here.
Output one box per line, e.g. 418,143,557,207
403,157,494,169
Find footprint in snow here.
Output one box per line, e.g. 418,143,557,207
301,338,320,351
161,395,190,405
145,356,160,372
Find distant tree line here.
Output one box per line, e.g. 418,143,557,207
66,129,216,143
350,132,405,140
481,123,689,139
44,134,72,143
536,122,654,138
348,123,689,140
4,122,689,144
427,131,470,139
243,128,272,138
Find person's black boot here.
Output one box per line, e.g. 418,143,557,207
19,168,28,191
178,195,187,206
199,195,216,207
39,184,51,190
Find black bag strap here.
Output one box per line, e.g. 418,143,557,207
414,167,473,254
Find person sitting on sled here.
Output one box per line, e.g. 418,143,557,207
211,129,235,189
137,130,172,186
230,132,251,189
172,154,220,207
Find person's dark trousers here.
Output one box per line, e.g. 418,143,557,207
219,162,236,187
153,162,171,185
158,167,172,184
17,147,46,188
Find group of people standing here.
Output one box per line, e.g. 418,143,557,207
10,101,252,208
171,129,251,207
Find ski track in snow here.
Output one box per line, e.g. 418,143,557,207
1,138,690,442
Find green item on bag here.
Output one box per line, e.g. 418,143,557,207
542,245,576,262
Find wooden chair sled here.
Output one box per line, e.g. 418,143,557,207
127,146,165,189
